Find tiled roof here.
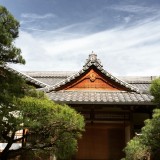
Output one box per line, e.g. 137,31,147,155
3,65,49,88
46,54,140,93
30,77,65,86
47,90,153,105
3,53,157,105
2,52,157,105
23,71,75,78
25,72,154,92
23,71,75,86
131,83,151,93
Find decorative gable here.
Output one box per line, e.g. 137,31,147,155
48,53,140,93
57,67,129,91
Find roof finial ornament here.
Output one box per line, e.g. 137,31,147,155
89,51,97,63
83,51,103,69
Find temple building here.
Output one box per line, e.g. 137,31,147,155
5,53,156,160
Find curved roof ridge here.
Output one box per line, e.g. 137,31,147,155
3,65,49,88
46,70,80,92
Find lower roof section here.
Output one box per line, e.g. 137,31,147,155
47,90,153,105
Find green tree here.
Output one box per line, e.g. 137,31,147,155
121,136,150,160
0,5,85,160
0,82,84,159
122,78,160,160
18,97,84,159
0,6,27,159
150,78,160,105
0,6,25,65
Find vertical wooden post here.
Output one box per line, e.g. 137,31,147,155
130,107,134,138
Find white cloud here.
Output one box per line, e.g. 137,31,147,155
20,13,56,25
21,13,56,19
108,4,158,14
13,15,160,76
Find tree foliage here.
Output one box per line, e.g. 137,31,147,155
0,81,84,159
122,137,150,160
150,78,160,105
15,97,84,159
0,5,85,160
0,6,25,65
122,78,160,160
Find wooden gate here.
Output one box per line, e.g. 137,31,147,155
75,123,125,160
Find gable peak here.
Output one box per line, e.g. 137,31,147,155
83,52,103,70
46,52,140,93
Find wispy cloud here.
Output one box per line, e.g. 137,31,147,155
20,13,56,26
108,4,159,14
21,13,56,19
13,12,160,76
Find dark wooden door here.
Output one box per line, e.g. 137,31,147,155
75,123,125,160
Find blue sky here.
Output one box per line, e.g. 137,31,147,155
1,0,160,76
